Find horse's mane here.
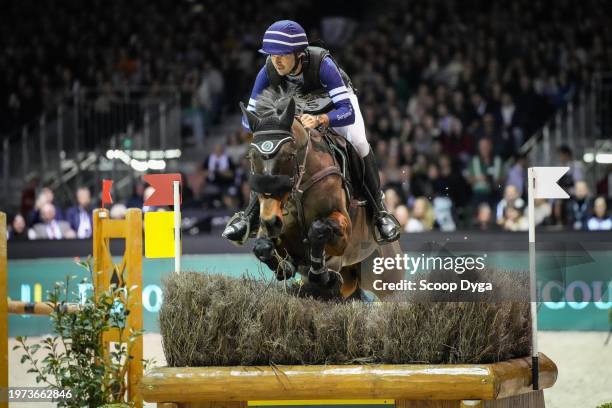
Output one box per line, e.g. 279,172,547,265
255,86,305,118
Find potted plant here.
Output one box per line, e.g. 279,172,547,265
14,257,153,407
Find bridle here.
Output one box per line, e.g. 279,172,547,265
249,119,343,237
249,119,310,201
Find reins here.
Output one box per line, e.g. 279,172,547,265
289,120,343,238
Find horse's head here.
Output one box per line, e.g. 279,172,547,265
241,97,303,238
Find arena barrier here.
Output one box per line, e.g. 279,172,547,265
0,209,143,408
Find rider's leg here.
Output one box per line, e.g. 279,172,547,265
222,190,260,244
332,94,400,242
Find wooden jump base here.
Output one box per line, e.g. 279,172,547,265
93,208,144,407
139,354,557,408
0,209,143,408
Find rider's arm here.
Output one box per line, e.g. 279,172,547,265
319,56,355,127
242,66,270,130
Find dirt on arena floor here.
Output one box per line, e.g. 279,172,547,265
8,331,612,408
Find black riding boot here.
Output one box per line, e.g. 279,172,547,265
362,150,400,242
222,191,260,245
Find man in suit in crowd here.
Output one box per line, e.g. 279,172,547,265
65,187,93,239
29,203,76,240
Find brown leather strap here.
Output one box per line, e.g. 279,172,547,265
299,166,342,193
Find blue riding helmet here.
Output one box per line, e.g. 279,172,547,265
259,20,309,55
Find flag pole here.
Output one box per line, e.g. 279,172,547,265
527,167,539,390
173,180,181,274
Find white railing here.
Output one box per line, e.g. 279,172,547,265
1,85,181,210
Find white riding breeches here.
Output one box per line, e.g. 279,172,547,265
331,93,370,158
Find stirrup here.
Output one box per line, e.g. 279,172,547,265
373,211,401,244
223,211,250,246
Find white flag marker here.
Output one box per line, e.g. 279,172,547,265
532,167,570,199
527,166,569,390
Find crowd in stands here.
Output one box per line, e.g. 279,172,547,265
7,142,612,241
3,0,612,238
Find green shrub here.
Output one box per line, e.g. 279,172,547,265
596,403,612,408
14,257,152,407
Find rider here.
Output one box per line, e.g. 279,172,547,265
223,20,399,243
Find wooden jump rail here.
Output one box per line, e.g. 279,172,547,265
7,301,82,316
139,354,557,408
0,209,144,408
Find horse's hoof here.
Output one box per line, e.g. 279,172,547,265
253,237,275,262
276,259,296,281
308,267,330,286
326,270,344,289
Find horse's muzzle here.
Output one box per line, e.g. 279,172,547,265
262,214,283,237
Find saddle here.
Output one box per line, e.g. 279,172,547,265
318,127,367,208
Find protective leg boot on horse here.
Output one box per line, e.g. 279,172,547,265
222,191,260,245
362,150,400,243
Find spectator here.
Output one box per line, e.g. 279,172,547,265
473,202,496,231
110,204,128,220
29,203,76,240
533,199,553,226
142,186,158,213
467,138,503,206
497,92,523,153
225,132,248,165
19,176,39,219
127,182,146,209
432,197,456,231
65,187,93,239
556,145,584,194
496,184,524,225
567,181,592,230
8,214,28,241
384,188,401,213
440,117,473,165
27,187,64,226
438,155,471,211
405,197,434,233
587,197,612,231
424,163,446,198
182,69,206,147
502,203,529,232
506,155,528,196
394,205,410,230
202,144,235,207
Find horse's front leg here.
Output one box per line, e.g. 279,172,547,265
307,211,350,286
253,237,297,280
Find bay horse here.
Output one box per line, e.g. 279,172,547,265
242,89,403,301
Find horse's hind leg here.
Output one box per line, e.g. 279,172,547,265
307,211,350,286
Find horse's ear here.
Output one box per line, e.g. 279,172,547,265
279,98,295,129
240,102,260,131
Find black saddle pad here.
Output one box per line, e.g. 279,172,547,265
320,129,365,201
